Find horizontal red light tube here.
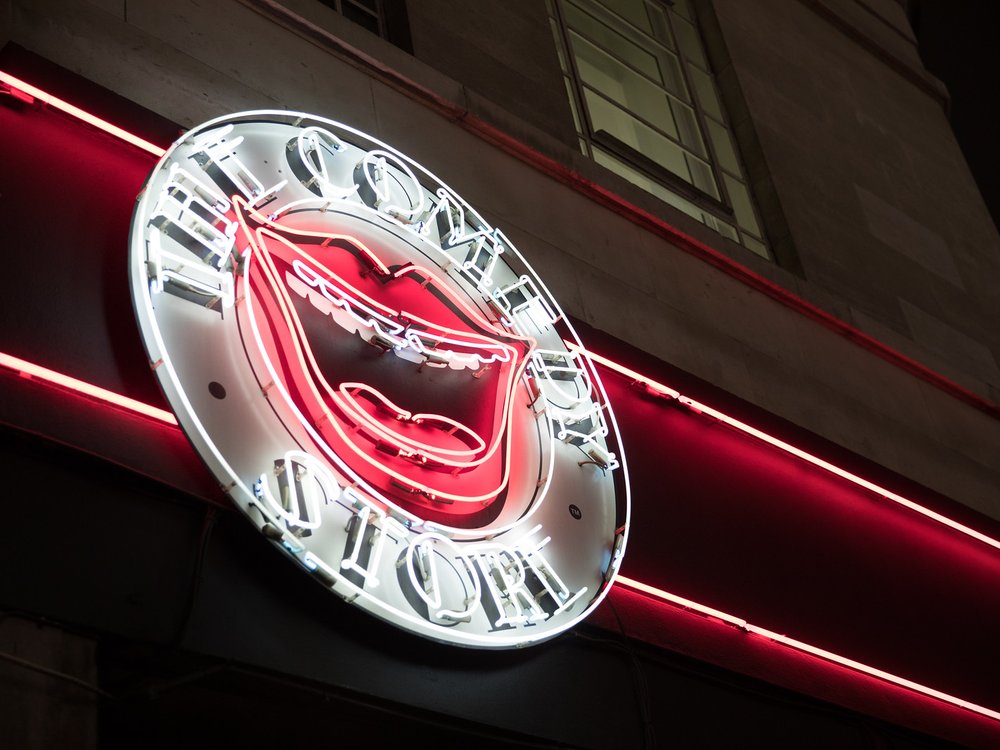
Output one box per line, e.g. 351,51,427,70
0,71,167,157
0,352,177,425
614,575,1000,724
569,342,1000,555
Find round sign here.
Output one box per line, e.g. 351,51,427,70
129,111,629,647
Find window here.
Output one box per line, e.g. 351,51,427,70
316,0,412,52
547,0,770,258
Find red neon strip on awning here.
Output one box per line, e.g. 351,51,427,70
0,71,167,157
569,342,1000,554
0,352,177,425
614,574,1000,723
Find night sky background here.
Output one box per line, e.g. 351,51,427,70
911,1,1000,232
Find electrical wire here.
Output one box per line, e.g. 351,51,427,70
0,648,112,699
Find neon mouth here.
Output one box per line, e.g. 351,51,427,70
233,198,535,510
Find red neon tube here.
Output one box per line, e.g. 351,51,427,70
0,352,177,425
614,575,1000,723
568,342,1000,554
0,71,167,157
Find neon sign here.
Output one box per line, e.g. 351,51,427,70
0,69,994,716
128,111,629,647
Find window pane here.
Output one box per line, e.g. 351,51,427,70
593,146,704,221
593,0,651,33
742,234,770,258
565,1,661,81
689,65,723,121
584,88,689,180
564,77,584,135
723,173,761,236
342,3,380,35
644,2,674,50
552,19,570,73
670,97,706,156
670,14,708,69
703,213,740,243
572,33,677,138
657,48,687,99
685,153,719,198
706,118,739,174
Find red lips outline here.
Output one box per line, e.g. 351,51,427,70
233,197,537,511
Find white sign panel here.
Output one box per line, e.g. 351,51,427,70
129,111,629,648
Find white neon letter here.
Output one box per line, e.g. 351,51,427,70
295,126,359,200
405,532,482,624
359,149,426,220
253,450,341,530
340,490,409,589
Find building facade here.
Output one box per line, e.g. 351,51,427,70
1,0,999,746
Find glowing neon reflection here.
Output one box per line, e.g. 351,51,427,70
234,198,534,505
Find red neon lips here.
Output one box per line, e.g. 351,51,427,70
233,199,535,513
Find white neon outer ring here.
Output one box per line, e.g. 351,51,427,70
129,110,631,648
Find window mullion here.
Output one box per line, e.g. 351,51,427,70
662,5,733,211
550,0,595,155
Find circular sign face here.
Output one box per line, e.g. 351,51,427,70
129,111,629,648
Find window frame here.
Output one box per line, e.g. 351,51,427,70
315,0,412,52
548,0,770,258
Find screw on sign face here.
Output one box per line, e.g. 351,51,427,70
129,112,630,648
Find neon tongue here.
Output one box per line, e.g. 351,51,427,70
234,198,534,507
337,382,487,463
